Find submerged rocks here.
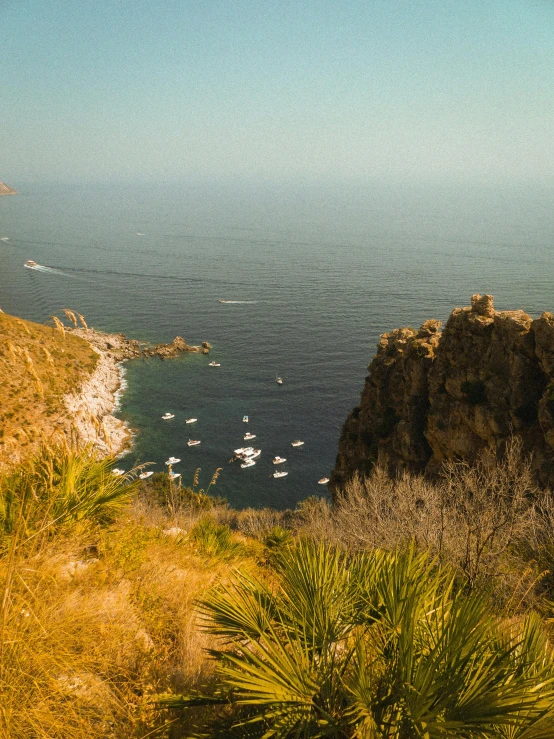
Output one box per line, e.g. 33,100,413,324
332,295,554,492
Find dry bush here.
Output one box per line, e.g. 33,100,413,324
302,439,545,606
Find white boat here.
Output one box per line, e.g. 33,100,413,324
24,260,39,269
241,459,256,468
234,446,255,457
318,477,330,485
136,232,144,236
276,376,283,385
273,456,286,465
185,418,197,424
162,412,175,420
0,237,9,242
187,440,201,447
291,440,305,447
244,449,261,460
273,471,288,478
112,468,125,476
165,457,181,465
208,361,221,367
244,432,256,440
243,415,249,423
169,472,181,480
139,471,154,479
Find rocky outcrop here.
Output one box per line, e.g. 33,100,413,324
332,296,554,492
0,181,17,195
69,328,209,359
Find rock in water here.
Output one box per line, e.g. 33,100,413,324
331,295,554,492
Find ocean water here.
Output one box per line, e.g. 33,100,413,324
1,180,553,509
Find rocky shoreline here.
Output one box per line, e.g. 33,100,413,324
65,328,211,458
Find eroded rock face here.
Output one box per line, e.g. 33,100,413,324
331,296,554,492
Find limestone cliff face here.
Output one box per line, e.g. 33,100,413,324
331,296,554,491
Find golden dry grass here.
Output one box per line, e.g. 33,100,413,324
0,500,262,739
0,312,98,468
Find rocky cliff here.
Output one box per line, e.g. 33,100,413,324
331,295,554,492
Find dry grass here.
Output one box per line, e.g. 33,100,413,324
0,495,261,739
0,312,98,469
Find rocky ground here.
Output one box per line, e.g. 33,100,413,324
332,295,554,492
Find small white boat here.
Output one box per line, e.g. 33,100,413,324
187,440,201,447
162,412,175,420
291,440,305,447
244,432,256,440
208,361,221,367
273,456,286,465
244,449,261,460
243,415,249,423
185,418,197,424
276,376,283,385
112,468,125,476
165,457,181,465
169,472,181,480
318,477,330,485
139,471,154,479
273,471,288,478
241,459,256,468
24,260,39,269
0,237,9,242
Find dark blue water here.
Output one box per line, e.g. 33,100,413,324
1,181,553,508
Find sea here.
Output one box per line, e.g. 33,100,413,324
1,180,553,509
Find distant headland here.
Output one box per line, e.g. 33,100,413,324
0,181,17,195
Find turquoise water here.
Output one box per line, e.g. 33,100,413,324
1,181,553,508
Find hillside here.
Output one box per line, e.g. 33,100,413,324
332,294,554,491
0,312,100,467
0,180,17,195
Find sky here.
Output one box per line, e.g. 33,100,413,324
1,0,553,185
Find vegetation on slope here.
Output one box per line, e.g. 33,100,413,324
2,443,554,737
0,312,98,466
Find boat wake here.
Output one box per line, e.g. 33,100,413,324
26,265,66,275
218,300,258,304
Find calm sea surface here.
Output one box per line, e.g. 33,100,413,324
1,181,553,508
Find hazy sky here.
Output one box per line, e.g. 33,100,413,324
2,0,553,185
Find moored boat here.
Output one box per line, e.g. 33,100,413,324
139,471,154,479
162,412,175,420
169,472,181,480
208,361,221,367
112,468,125,476
185,417,197,424
276,376,283,385
291,440,305,447
187,440,201,447
165,457,181,465
244,432,256,440
243,415,249,423
273,456,286,465
318,477,330,485
273,470,288,478
241,459,256,468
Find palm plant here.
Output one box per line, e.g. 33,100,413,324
0,443,139,547
158,541,554,737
